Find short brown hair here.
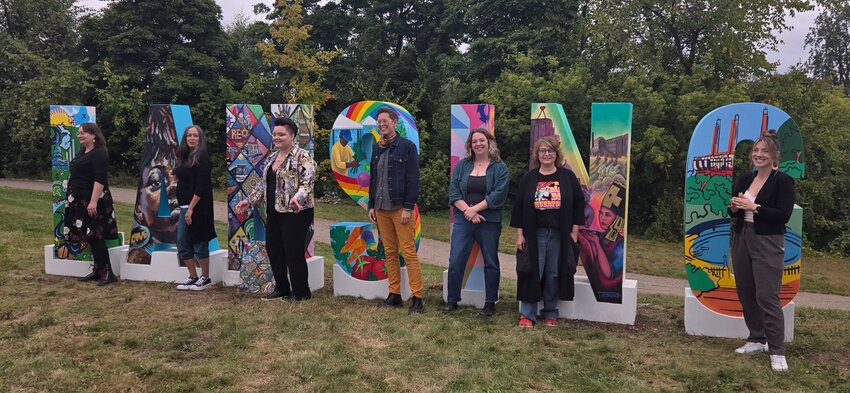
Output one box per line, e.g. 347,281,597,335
376,107,398,122
529,136,564,169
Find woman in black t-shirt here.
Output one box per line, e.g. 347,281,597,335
65,123,119,286
173,125,217,291
510,136,585,327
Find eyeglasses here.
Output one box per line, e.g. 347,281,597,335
538,148,556,156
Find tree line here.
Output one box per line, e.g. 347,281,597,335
1,0,849,255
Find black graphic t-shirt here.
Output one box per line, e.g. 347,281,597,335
534,172,561,229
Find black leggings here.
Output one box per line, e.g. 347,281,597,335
90,238,112,270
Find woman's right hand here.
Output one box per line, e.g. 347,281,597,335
516,233,525,251
235,200,250,214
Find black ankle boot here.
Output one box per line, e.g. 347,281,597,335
97,264,117,286
408,296,424,314
78,264,100,282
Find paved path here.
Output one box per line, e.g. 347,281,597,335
3,178,849,311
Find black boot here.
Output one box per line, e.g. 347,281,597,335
97,263,117,286
442,301,458,313
380,293,403,308
479,302,496,317
78,263,100,282
408,296,424,314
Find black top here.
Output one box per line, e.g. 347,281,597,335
69,148,109,198
266,166,277,215
534,172,562,229
174,154,217,244
731,170,795,235
465,175,486,206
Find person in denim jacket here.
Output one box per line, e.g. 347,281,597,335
443,128,509,316
368,107,424,313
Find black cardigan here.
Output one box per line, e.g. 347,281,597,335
510,167,586,302
174,154,217,244
731,169,795,235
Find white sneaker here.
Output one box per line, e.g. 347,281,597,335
176,276,198,290
190,276,212,291
770,355,789,372
734,342,768,354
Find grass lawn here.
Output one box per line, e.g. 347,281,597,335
2,187,850,392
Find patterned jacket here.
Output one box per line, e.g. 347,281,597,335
248,147,316,213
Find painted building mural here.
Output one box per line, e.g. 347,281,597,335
450,104,495,291
329,101,421,280
50,106,122,260
684,103,804,317
530,103,633,304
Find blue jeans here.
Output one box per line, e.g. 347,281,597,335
446,219,502,303
177,207,209,261
520,228,560,322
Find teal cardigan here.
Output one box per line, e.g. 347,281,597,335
448,158,509,223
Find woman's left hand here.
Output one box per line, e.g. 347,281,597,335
463,207,478,221
87,201,97,217
185,208,193,225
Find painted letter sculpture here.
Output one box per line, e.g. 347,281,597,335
330,101,421,299
684,103,803,337
529,103,637,325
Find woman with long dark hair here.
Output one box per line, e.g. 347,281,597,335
444,128,509,316
511,136,585,327
174,125,217,291
729,130,795,372
66,123,119,286
236,117,316,301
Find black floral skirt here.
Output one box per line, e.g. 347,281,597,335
64,188,119,243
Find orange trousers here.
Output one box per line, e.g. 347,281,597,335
375,208,423,298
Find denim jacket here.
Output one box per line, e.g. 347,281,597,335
448,158,509,223
368,135,419,210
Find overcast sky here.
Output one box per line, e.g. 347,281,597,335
79,0,816,73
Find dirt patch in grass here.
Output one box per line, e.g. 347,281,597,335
810,350,850,374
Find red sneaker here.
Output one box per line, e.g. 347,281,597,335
543,317,558,327
518,316,534,328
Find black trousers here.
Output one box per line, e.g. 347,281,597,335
732,222,786,355
266,208,313,298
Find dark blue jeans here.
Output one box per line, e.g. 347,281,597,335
446,218,502,303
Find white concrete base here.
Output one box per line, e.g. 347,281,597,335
333,264,411,301
441,269,492,308
521,276,638,325
213,255,325,291
44,244,128,277
119,248,228,283
684,287,795,341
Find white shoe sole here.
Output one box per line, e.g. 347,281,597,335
189,284,212,291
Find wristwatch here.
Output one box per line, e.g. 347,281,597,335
754,204,761,214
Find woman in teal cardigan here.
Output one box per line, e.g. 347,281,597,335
444,128,509,316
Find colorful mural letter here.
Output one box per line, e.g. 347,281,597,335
127,105,193,265
684,103,804,317
530,103,633,304
329,101,421,280
226,104,272,278
330,222,388,281
450,104,495,291
270,104,316,258
50,106,122,260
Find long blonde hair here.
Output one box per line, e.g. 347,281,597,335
751,129,781,169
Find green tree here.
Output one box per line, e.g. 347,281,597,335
806,2,850,92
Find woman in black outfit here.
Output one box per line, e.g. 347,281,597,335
66,123,119,286
511,136,585,327
729,130,795,372
174,125,217,291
